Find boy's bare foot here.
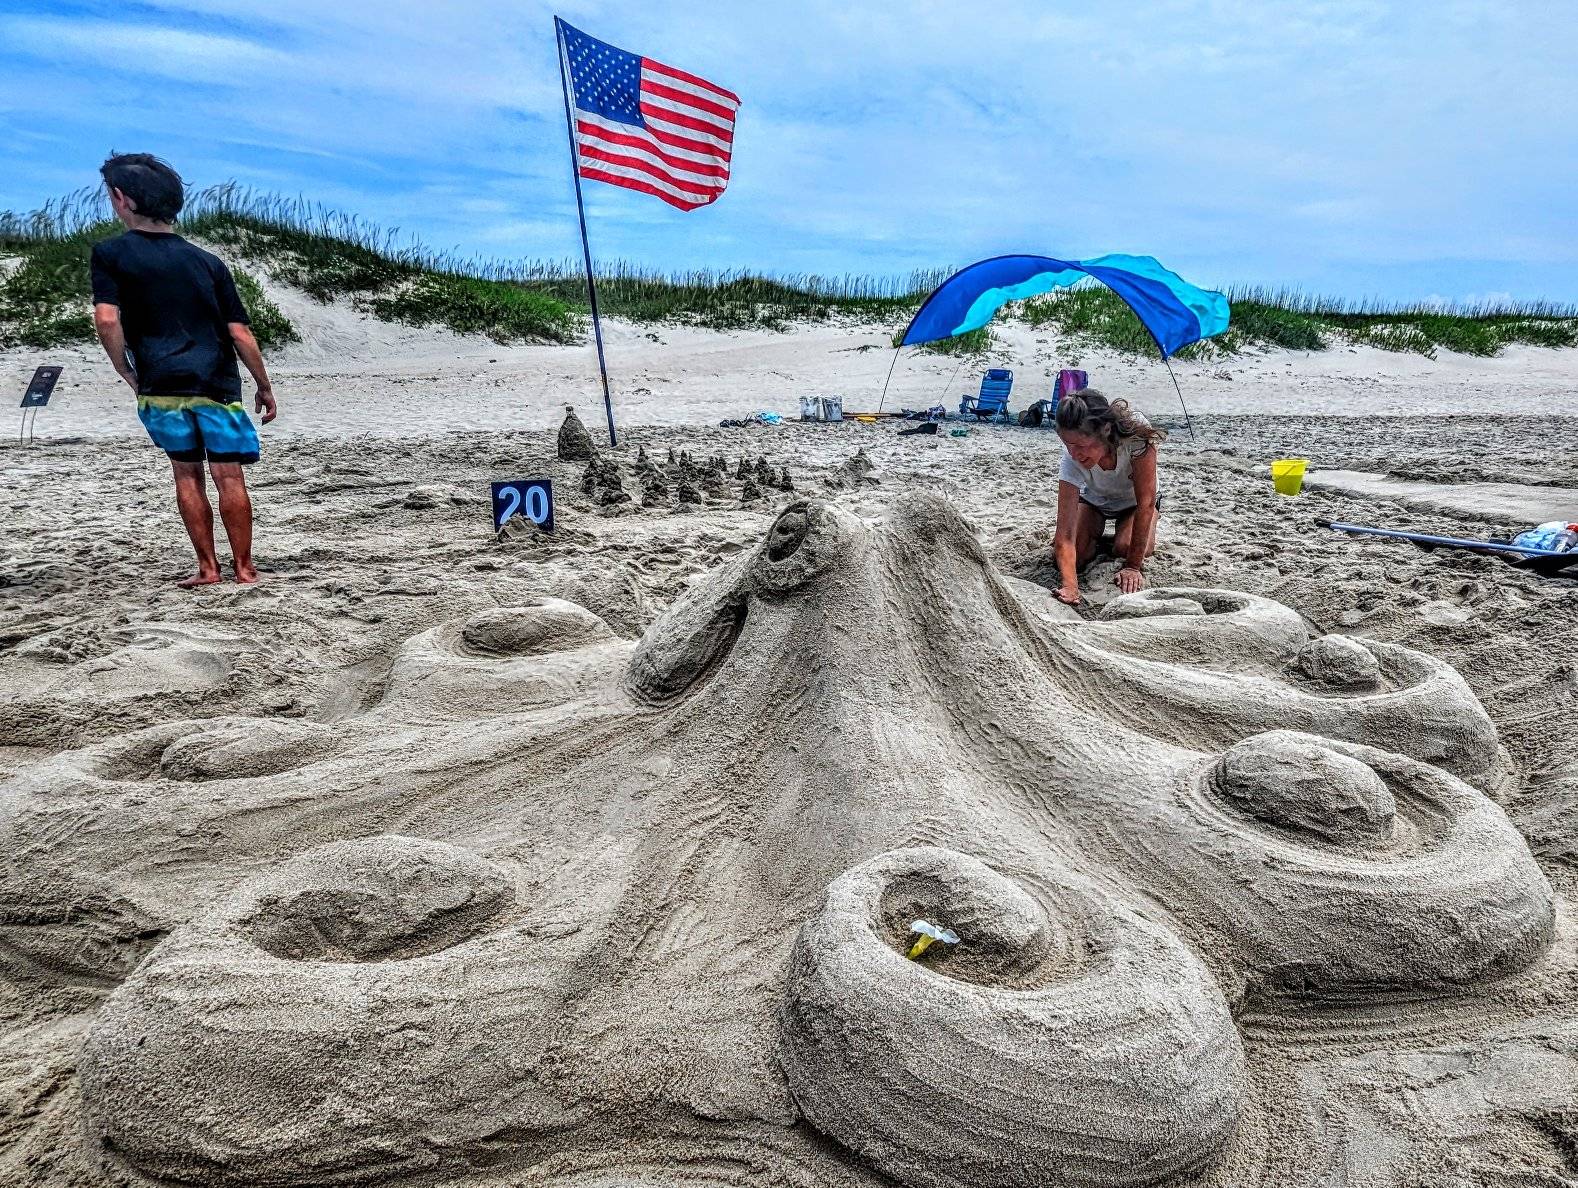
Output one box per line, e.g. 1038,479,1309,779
234,562,259,584
177,569,224,588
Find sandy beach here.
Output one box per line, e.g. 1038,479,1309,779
2,306,1577,1187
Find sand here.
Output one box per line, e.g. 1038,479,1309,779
2,293,1578,1187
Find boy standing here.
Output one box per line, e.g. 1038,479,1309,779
91,152,278,586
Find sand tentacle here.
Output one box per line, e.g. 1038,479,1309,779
1056,587,1503,786
779,846,1247,1188
78,836,559,1185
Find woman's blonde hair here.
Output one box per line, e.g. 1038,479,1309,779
1054,388,1167,451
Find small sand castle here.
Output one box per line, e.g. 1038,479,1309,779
556,405,595,460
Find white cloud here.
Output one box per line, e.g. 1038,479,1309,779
1,16,291,78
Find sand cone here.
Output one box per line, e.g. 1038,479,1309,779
558,406,595,461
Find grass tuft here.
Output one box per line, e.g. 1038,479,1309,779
231,268,298,348
370,274,580,343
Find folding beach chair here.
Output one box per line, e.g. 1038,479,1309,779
1021,369,1093,427
1052,368,1089,411
959,369,1012,419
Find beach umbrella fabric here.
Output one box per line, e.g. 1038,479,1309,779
900,254,1230,359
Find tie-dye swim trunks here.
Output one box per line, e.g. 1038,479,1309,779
136,395,260,464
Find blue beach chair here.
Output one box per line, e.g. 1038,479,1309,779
959,368,1012,419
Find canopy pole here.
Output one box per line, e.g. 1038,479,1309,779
875,344,902,414
1161,354,1197,441
555,16,618,448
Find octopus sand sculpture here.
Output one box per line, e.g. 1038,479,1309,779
0,494,1555,1186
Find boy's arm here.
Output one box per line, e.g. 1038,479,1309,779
92,304,137,391
214,262,275,423
230,323,277,423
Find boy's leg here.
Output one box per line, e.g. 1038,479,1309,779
208,462,256,583
170,460,223,587
186,398,261,583
138,397,221,586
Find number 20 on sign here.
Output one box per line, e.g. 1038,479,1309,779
491,479,554,533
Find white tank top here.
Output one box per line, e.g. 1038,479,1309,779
1058,432,1154,512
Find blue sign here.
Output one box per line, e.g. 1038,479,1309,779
491,479,554,533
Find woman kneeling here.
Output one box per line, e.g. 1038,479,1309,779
1052,390,1165,606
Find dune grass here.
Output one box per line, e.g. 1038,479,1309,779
0,186,578,350
3,183,1575,360
0,189,297,351
1023,284,1578,361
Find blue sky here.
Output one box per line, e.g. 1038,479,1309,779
3,0,1576,304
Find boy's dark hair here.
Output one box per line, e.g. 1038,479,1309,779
100,152,185,222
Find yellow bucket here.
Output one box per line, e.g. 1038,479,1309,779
1271,458,1308,496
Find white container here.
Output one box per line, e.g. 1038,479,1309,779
820,396,844,422
800,394,822,421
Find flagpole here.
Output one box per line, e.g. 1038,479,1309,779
554,16,618,448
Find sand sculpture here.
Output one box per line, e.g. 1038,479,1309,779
0,494,1554,1186
556,405,595,461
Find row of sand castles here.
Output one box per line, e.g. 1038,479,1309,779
581,447,796,508
559,406,798,509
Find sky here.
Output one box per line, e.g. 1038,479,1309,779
3,0,1576,305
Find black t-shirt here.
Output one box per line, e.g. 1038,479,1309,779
90,230,251,399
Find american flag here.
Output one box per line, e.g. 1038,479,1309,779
557,19,739,211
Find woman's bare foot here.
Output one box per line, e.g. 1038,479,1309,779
234,562,259,584
177,569,224,588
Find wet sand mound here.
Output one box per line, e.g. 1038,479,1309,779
0,494,1559,1186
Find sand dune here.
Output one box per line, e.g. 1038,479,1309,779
8,284,1578,443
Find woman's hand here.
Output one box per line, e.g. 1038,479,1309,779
1116,566,1146,595
1055,583,1082,605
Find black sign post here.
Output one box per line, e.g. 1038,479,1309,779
18,365,62,446
490,479,554,535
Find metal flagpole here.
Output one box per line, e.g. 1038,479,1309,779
554,16,618,448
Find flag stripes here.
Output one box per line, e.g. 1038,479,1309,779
558,20,738,211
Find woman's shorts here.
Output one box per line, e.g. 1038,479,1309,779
1079,494,1163,520
137,395,260,464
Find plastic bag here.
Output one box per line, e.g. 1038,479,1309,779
1511,521,1578,553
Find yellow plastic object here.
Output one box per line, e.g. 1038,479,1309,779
905,919,959,960
1271,458,1308,496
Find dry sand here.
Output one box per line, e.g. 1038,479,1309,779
2,299,1577,1187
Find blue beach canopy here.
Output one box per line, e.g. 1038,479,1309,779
900,253,1230,359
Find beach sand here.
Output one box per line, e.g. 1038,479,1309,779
1,305,1576,1186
